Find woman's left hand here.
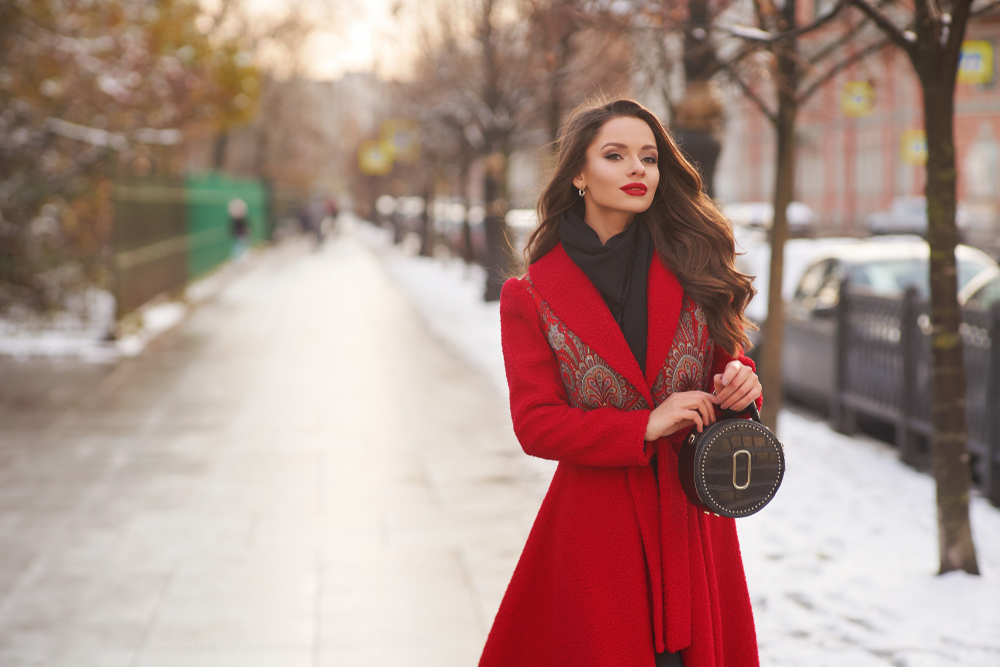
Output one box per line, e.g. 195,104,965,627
713,360,761,412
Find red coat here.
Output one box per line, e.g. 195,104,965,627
480,243,761,667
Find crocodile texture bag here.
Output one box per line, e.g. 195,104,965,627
678,403,784,518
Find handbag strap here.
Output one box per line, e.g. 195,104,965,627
720,401,762,423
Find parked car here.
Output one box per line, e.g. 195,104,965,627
780,237,998,409
864,196,971,237
722,201,817,236
959,265,1000,311
734,231,866,350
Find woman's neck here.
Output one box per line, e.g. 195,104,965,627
584,205,636,245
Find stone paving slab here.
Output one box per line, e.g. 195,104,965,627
0,238,539,666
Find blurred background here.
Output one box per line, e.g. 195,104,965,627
2,0,1000,665
3,0,1000,322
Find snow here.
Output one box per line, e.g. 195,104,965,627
366,222,1000,667
115,301,187,358
0,252,249,362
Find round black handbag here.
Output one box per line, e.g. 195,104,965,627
677,402,784,518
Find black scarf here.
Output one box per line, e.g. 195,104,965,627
559,207,653,372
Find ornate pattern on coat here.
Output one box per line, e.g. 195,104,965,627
524,281,715,414
651,297,715,404
524,278,648,412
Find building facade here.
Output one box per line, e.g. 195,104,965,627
716,15,1000,256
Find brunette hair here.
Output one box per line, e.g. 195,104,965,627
524,95,756,356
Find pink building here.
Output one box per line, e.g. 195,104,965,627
717,15,1000,256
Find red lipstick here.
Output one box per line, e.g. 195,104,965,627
621,182,647,196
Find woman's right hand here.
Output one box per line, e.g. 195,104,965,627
644,390,718,441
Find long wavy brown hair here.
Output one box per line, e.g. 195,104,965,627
524,95,756,356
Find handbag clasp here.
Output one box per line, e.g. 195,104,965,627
732,449,752,490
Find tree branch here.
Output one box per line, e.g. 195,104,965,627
847,0,916,54
718,62,779,126
797,36,891,104
806,11,875,65
722,0,848,43
946,0,978,58
971,0,1000,17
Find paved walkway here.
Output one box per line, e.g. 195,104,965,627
0,238,539,666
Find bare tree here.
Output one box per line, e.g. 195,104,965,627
522,0,634,144
629,0,739,197
845,0,995,575
400,0,538,295
708,0,888,435
207,0,337,184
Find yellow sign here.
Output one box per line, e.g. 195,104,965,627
841,81,876,117
380,120,420,163
358,140,394,175
900,130,927,166
958,41,994,85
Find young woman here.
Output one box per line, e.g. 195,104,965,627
479,97,762,667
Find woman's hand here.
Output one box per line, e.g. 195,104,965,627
644,390,718,441
713,360,762,412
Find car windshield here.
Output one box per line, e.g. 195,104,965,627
967,276,1000,310
849,258,992,297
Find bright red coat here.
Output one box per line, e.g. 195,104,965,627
480,243,761,667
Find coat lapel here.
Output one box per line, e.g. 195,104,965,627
529,243,652,404
644,253,684,389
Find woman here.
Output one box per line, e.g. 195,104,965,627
480,97,762,667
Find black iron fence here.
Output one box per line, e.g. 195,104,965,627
830,281,1000,506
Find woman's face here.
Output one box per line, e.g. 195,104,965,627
572,116,660,218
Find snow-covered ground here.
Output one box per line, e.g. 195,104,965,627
364,222,1000,667
0,249,256,362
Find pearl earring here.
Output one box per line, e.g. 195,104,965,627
578,188,585,197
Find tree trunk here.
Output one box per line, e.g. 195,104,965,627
460,158,476,264
213,131,229,171
483,151,512,301
757,15,799,433
420,180,435,257
758,97,796,433
922,79,980,575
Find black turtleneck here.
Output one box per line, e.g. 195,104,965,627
559,206,653,372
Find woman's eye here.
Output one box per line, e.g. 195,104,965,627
643,156,658,164
604,152,622,161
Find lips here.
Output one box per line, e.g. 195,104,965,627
621,182,647,196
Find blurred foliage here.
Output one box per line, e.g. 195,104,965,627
0,0,258,313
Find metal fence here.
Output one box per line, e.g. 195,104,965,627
112,175,268,316
112,182,189,316
830,281,1000,505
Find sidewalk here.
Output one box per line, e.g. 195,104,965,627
4,226,999,667
0,236,539,666
376,226,1000,667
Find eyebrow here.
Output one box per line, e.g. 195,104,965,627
600,142,658,151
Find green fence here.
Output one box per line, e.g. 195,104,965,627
112,174,269,316
185,173,267,279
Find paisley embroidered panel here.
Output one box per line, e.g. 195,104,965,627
523,279,647,412
651,297,714,406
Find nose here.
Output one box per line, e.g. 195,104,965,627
628,158,645,178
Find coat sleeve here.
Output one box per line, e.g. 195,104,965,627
500,278,653,467
711,343,764,412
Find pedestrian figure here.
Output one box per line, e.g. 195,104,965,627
228,198,249,260
480,97,762,667
298,200,325,250
323,197,340,239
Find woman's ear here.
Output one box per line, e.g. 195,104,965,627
572,174,586,191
